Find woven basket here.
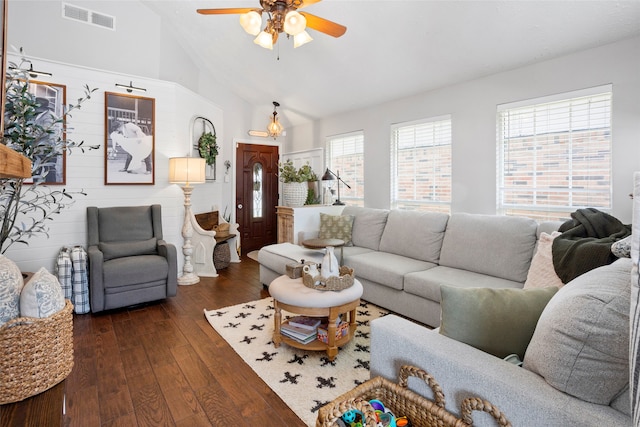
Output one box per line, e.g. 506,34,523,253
0,299,74,404
214,241,231,270
316,365,511,427
303,266,355,291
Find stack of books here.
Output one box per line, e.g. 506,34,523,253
280,316,322,344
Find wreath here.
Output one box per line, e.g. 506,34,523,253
198,131,218,166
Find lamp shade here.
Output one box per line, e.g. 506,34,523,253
254,30,274,50
293,30,313,48
283,11,306,36
168,157,206,185
240,11,262,36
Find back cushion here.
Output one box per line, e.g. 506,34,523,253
100,238,158,261
439,213,538,282
379,210,449,263
99,206,154,242
342,207,389,250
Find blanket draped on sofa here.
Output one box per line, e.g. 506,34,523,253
552,208,631,283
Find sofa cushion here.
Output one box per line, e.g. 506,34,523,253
404,265,522,302
524,231,564,289
439,213,538,282
318,213,355,246
439,285,558,359
378,210,449,263
258,243,325,276
346,251,435,291
0,255,24,326
100,238,158,261
20,267,66,318
523,258,631,405
342,207,389,250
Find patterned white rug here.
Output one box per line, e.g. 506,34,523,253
204,297,389,426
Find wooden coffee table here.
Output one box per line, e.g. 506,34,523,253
269,275,363,361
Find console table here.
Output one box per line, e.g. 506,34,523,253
276,205,345,244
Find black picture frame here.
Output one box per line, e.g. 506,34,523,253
104,92,155,185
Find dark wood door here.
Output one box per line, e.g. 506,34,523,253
236,143,279,253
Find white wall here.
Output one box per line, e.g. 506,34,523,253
290,36,640,223
3,55,226,274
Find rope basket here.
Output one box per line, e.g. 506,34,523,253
316,365,512,427
0,299,74,404
303,266,355,291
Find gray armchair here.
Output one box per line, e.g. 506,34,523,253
87,205,178,313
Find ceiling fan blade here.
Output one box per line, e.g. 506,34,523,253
298,0,322,9
300,12,346,38
197,8,257,15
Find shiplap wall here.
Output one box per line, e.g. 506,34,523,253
4,54,225,275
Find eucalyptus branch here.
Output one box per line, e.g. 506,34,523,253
0,51,99,253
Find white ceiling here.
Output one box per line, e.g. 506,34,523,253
143,0,640,128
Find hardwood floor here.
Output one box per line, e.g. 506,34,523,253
1,255,306,427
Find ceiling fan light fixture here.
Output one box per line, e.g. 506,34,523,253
283,10,306,36
293,30,313,48
254,30,274,49
239,10,262,35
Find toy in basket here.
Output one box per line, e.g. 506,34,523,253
316,365,512,427
302,265,355,291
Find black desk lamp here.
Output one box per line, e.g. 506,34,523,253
322,168,351,206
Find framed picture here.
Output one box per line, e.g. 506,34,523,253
26,81,67,184
104,92,155,185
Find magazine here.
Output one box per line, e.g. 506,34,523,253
288,316,322,331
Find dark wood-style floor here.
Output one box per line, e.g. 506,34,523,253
1,255,306,427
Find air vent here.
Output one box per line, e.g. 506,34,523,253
62,3,115,30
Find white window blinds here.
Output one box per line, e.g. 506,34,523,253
497,87,612,221
326,131,364,205
391,116,452,213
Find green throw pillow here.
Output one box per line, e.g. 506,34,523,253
439,285,558,359
318,213,355,246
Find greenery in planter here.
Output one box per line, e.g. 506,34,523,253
0,54,98,253
198,131,218,166
278,160,318,183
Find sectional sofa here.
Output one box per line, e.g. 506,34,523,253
259,205,632,425
258,206,560,327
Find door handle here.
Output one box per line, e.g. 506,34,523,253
237,204,243,209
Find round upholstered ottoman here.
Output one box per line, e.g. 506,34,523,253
269,275,363,360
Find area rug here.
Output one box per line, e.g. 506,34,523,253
204,298,389,426
247,250,259,261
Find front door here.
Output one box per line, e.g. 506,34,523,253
235,143,279,253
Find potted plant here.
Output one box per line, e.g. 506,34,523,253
0,53,98,254
278,160,309,207
299,164,320,205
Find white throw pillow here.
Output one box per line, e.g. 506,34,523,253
0,255,25,326
20,267,65,318
523,231,564,289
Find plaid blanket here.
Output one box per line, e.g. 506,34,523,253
55,246,90,314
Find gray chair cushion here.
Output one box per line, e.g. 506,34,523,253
100,238,157,261
379,210,449,263
523,258,631,405
98,205,155,242
103,255,170,288
342,207,389,250
439,213,538,282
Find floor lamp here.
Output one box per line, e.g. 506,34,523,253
169,157,206,286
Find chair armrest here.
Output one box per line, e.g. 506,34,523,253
158,239,178,296
371,315,629,426
87,245,104,312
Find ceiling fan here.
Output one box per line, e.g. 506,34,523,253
197,0,347,49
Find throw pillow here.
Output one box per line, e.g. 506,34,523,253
318,213,355,246
0,255,24,326
611,235,631,258
523,258,631,405
20,267,66,318
100,238,158,261
524,231,564,289
439,285,558,360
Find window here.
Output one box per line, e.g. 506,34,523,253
391,116,452,213
497,86,612,221
326,131,364,206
